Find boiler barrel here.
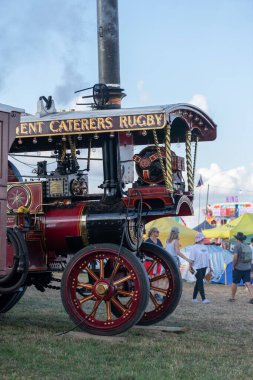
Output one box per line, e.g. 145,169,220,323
42,203,88,254
41,201,140,255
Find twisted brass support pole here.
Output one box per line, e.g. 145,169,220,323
60,141,66,162
152,129,169,190
185,130,194,192
165,123,173,192
68,136,76,159
192,136,198,185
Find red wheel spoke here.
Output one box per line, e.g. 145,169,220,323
113,274,132,286
146,260,158,274
150,274,167,282
86,267,99,282
111,296,127,313
150,292,159,307
125,298,133,309
106,301,112,321
90,299,102,318
99,259,104,279
116,290,134,297
109,261,121,281
77,283,93,290
79,294,95,304
150,285,167,295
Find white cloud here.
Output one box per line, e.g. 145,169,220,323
188,94,208,113
197,163,252,195
184,163,253,228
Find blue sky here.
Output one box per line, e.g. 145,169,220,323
1,0,253,225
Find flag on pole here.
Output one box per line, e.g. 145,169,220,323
196,175,204,187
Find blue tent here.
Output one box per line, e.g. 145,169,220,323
215,262,233,285
181,245,234,285
193,220,213,232
208,247,233,285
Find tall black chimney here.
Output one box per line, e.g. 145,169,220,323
97,0,120,87
97,0,122,198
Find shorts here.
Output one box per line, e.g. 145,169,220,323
232,269,251,284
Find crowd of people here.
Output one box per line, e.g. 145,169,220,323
145,226,253,305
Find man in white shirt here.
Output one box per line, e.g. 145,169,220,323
189,232,213,304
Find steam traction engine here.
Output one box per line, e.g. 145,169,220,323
0,0,217,335
0,99,217,335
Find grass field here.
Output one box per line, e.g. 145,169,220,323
1,281,253,380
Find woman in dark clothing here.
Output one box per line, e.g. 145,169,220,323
145,227,163,247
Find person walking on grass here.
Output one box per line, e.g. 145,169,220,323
165,226,191,268
229,232,253,304
189,232,213,304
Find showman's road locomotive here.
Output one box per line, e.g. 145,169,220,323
0,1,217,335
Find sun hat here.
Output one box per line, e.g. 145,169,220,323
195,232,205,243
171,226,179,233
234,232,246,241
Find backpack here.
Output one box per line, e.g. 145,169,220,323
240,244,252,263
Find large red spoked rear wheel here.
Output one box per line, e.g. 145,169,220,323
61,244,150,335
137,242,182,325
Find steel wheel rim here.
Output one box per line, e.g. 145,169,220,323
143,256,175,320
63,247,144,331
139,244,180,323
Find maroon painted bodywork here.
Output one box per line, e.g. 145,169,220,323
0,105,23,275
41,203,87,254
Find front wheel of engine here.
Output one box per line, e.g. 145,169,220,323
61,243,150,336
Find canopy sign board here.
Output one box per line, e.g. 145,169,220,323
16,112,166,138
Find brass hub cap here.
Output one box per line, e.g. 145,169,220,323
95,282,109,296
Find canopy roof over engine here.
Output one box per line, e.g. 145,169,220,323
0,103,24,114
11,103,217,152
